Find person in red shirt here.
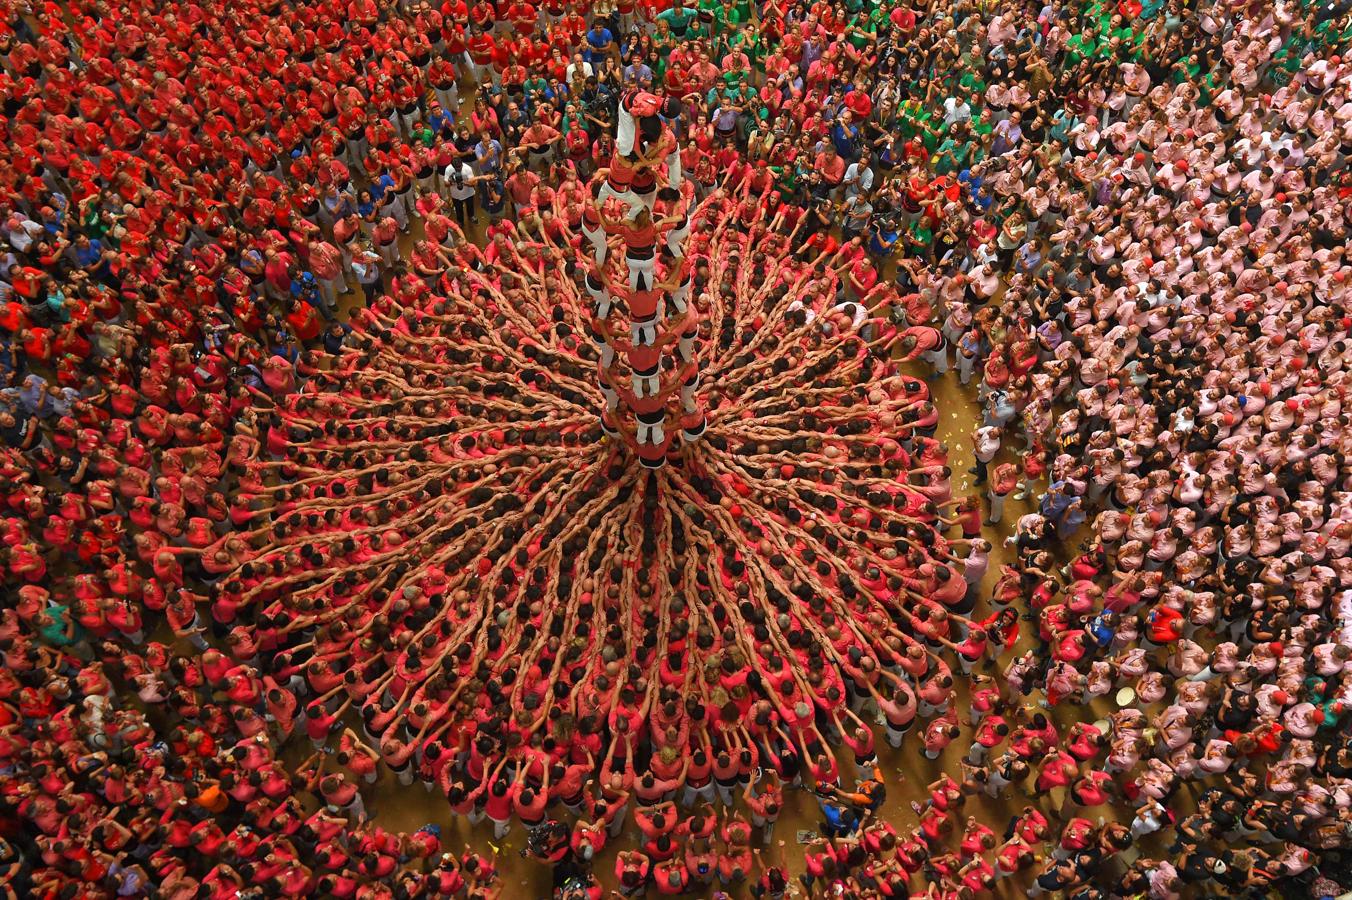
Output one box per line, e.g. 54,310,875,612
466,25,498,86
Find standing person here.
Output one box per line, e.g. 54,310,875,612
842,148,874,200
308,238,346,318
444,157,483,226
350,243,383,303
743,771,783,843
971,424,1001,486
988,461,1018,525
371,217,401,270
840,192,873,244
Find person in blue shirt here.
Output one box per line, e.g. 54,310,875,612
959,167,993,213
584,23,615,63
371,171,396,207
622,57,653,85
1088,611,1116,649
272,331,301,364
957,166,983,196
0,337,23,381
322,320,353,355
426,103,455,138
867,218,899,260
829,111,860,161
290,270,330,319
71,234,113,283
481,174,506,221
474,133,503,175
355,189,377,222
817,798,859,838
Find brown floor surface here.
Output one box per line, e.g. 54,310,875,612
301,285,1058,897
301,89,1142,899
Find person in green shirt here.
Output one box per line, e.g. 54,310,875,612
1169,54,1201,86
1064,30,1098,66
656,0,698,39
895,100,926,142
957,67,986,96
708,79,752,111
712,0,744,39
934,127,975,176
845,13,878,52
37,603,83,648
906,216,935,262
917,111,943,152
409,120,436,147
970,107,995,145
523,75,550,99
726,20,763,65
560,105,587,137
81,200,112,241
1269,27,1312,84
1313,16,1352,49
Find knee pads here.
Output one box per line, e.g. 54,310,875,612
666,225,690,258
597,182,644,220
581,222,607,264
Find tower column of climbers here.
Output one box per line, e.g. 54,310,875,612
580,89,705,469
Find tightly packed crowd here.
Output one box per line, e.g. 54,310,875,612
2,0,1352,896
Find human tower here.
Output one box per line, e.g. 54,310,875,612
582,89,706,467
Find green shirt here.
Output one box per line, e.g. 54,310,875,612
846,14,877,50
958,69,986,95
656,6,697,35
934,138,972,175
83,207,110,239
712,4,743,35
39,604,81,647
1064,34,1096,66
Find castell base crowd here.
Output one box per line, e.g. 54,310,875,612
1,0,1350,898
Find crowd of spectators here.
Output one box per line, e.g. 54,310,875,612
3,0,1352,897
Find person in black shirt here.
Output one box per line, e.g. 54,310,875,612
0,408,37,451
1028,857,1079,896
321,321,352,355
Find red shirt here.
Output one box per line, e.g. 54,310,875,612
814,150,844,185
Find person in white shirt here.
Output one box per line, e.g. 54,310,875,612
971,424,1002,485
4,215,43,254
842,151,875,200
565,53,594,85
943,94,972,128
443,160,485,225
